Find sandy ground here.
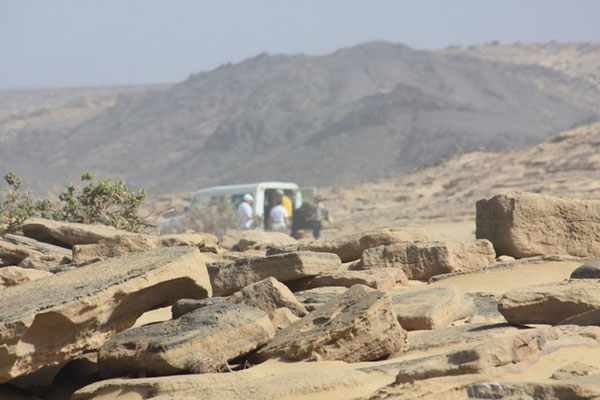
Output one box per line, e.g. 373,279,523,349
429,260,581,295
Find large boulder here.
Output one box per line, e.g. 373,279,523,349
0,266,53,288
229,277,308,317
0,236,70,267
220,229,297,251
467,378,600,399
294,286,347,312
0,246,211,383
98,303,275,378
389,286,476,330
406,323,520,353
21,218,133,247
571,259,600,279
288,268,407,291
391,330,547,383
73,360,388,400
254,284,406,362
73,232,221,264
267,228,429,262
172,277,308,319
72,234,155,264
209,251,341,296
476,192,600,258
357,240,496,281
153,233,220,253
498,280,600,325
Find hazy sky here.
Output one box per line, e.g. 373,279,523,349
2,0,599,89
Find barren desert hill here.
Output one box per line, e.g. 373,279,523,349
322,122,600,236
1,41,599,196
442,41,600,90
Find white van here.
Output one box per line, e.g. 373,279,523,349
187,182,303,230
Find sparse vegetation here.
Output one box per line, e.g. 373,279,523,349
161,197,237,237
0,172,53,233
0,171,147,234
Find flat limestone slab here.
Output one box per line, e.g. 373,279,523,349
389,286,475,330
357,240,495,281
267,228,429,263
0,246,211,383
476,192,600,258
467,377,600,399
22,217,131,247
254,284,406,362
209,251,341,296
73,360,391,400
499,280,600,325
288,268,408,291
98,303,275,378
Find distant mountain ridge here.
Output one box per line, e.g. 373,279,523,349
1,41,599,195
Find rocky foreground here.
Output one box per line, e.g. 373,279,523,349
1,191,600,399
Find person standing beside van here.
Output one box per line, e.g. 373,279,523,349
269,198,290,232
237,194,254,229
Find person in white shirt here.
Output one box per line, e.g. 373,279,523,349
237,194,254,229
269,198,290,232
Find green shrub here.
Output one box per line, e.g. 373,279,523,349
0,172,53,233
53,172,147,232
0,171,147,234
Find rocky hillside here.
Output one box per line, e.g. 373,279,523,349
1,41,599,195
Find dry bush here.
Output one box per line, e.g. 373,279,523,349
161,197,238,237
185,349,231,374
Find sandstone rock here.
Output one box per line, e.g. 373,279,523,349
357,240,495,281
368,375,488,400
22,217,131,247
73,360,388,400
171,297,227,319
390,330,546,383
98,303,275,378
72,234,155,264
220,229,297,251
557,309,600,326
209,251,341,296
269,307,300,330
551,362,598,380
389,286,476,330
4,232,70,252
0,239,40,265
406,323,519,353
0,246,211,383
172,278,307,321
73,232,223,264
154,232,218,247
288,268,408,291
467,377,600,399
571,259,600,279
476,192,600,258
498,280,600,325
229,277,308,317
0,266,53,288
18,253,71,271
267,228,429,262
294,286,347,312
254,284,406,362
0,237,71,269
